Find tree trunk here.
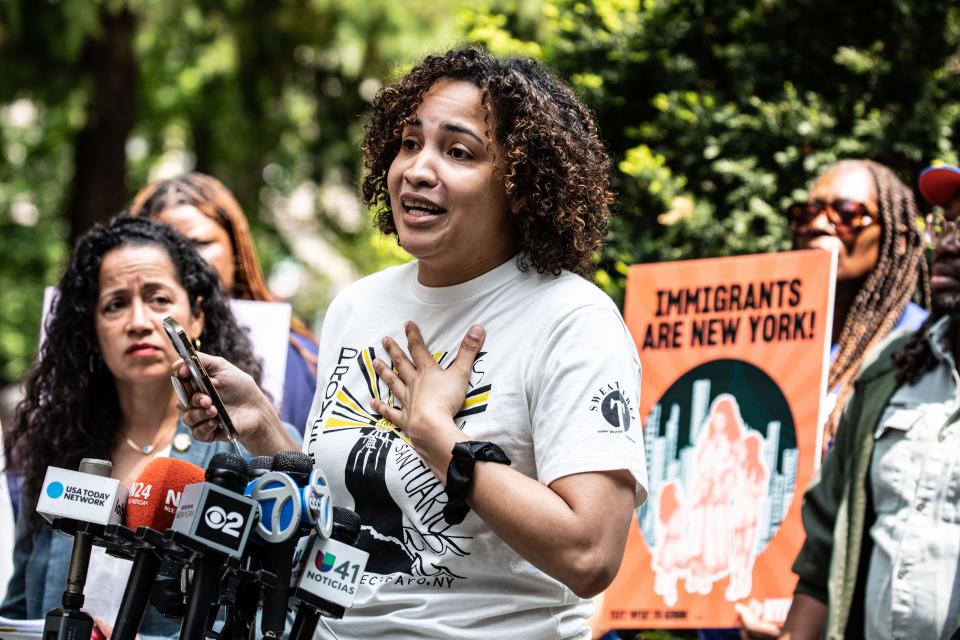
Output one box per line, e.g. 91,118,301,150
66,8,137,245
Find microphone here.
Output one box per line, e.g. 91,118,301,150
126,458,205,531
110,458,205,640
36,458,127,527
171,453,257,640
288,507,367,640
244,465,334,538
40,458,124,640
253,451,313,640
219,455,275,640
247,455,273,480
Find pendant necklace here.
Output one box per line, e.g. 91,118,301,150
124,422,177,455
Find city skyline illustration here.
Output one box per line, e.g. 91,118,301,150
640,375,799,554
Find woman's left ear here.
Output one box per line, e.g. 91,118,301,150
190,297,205,345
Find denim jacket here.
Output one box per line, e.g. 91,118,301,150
791,329,960,639
0,421,301,640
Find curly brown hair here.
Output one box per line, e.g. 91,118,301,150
361,46,613,276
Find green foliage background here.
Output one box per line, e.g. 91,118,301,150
461,0,960,305
0,0,454,383
1,0,959,387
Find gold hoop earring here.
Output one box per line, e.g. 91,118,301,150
194,338,201,350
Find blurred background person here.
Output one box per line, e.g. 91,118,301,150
696,159,930,640
739,163,956,640
610,158,932,640
129,173,319,432
749,164,960,640
786,159,929,457
0,216,294,635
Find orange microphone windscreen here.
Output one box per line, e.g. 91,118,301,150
126,457,205,531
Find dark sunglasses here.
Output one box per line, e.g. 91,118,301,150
785,198,876,231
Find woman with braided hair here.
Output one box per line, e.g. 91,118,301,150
129,173,319,432
786,159,929,457
739,166,960,640
738,162,929,639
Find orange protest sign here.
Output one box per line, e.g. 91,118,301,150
603,249,835,629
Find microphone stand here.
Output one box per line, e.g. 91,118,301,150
221,456,273,640
42,459,113,640
288,508,362,640
171,454,257,640
110,527,162,640
180,553,221,640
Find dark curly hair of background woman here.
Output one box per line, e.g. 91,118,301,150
6,216,263,526
361,46,614,277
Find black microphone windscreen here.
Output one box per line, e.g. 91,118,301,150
208,452,248,475
247,456,273,479
270,451,313,475
206,452,249,492
331,507,361,545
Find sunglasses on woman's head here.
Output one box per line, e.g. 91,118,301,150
785,198,875,231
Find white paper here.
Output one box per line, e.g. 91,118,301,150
0,429,14,603
0,616,44,639
228,299,291,409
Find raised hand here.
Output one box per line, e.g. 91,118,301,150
736,602,782,639
369,321,485,481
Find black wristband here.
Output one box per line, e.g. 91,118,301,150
442,441,511,525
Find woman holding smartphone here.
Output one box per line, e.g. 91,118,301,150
1,216,295,638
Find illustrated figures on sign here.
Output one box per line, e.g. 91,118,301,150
650,394,769,605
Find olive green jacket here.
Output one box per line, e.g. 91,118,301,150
791,332,941,639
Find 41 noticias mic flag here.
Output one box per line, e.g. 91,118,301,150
602,249,835,629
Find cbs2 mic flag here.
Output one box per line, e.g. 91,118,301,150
171,482,258,558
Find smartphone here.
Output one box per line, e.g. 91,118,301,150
162,316,242,453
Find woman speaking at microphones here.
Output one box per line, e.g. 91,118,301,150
179,47,647,639
0,216,297,639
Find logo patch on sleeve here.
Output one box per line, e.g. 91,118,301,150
590,382,636,432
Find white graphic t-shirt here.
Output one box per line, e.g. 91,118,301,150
303,258,647,639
